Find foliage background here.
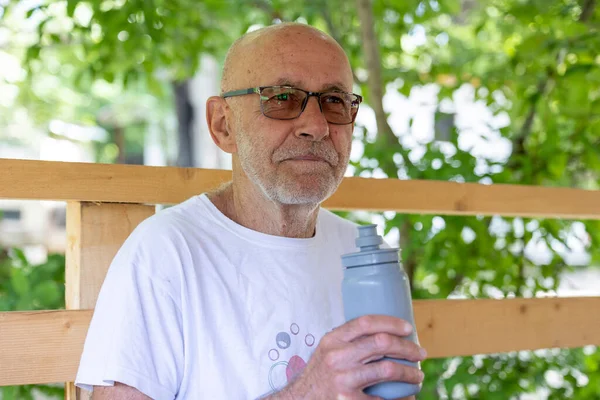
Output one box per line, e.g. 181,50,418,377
1,0,600,398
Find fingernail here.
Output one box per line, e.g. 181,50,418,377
418,370,425,381
420,347,428,358
404,323,413,334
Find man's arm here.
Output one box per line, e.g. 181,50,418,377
92,383,151,400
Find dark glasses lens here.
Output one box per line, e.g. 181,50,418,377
260,87,305,120
259,87,360,125
320,92,361,125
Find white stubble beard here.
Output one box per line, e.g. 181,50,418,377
235,125,348,206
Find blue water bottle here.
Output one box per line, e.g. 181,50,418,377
341,224,422,399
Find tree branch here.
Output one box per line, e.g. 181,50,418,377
508,78,549,169
452,0,479,25
356,0,425,287
520,80,548,138
355,0,395,147
252,0,283,21
580,0,596,22
354,0,419,178
320,3,362,85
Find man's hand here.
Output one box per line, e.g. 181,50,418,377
270,315,426,400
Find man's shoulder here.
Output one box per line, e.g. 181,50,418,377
106,195,218,280
133,196,198,233
122,195,215,254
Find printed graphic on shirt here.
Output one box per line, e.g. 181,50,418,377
267,323,315,391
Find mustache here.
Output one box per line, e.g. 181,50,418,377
273,143,339,166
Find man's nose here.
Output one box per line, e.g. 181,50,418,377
294,96,330,141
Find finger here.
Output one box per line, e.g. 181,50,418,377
339,360,425,391
334,315,414,343
352,333,426,364
335,393,377,400
323,333,425,367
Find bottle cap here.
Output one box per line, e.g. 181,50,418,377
341,224,400,268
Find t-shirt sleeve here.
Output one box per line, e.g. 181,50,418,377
75,221,184,400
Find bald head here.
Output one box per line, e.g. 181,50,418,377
205,23,358,209
220,23,353,93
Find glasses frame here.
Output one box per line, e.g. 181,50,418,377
221,86,363,125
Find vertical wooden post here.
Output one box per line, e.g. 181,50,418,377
64,202,155,400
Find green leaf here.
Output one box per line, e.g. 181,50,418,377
32,281,61,309
67,0,78,18
10,267,29,297
548,153,567,179
11,248,28,266
439,0,461,15
24,45,41,64
26,7,41,18
1,386,19,400
15,295,32,311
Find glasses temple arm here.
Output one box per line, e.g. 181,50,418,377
221,88,259,98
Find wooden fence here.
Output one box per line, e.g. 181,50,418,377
1,158,600,398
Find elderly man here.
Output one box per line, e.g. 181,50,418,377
75,23,427,399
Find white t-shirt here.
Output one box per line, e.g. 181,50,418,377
75,194,359,399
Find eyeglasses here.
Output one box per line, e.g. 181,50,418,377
221,86,362,125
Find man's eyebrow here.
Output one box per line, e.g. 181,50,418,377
271,77,351,92
321,82,350,92
273,77,302,87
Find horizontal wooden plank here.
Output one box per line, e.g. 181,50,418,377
0,309,92,386
1,297,599,386
414,296,600,357
1,159,599,219
0,159,231,206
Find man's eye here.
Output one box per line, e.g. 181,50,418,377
274,93,291,101
324,95,344,104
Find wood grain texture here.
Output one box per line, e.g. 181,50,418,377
1,159,600,219
2,296,599,386
414,296,600,358
65,202,155,309
0,310,92,386
0,159,231,205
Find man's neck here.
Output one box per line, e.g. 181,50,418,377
207,182,320,239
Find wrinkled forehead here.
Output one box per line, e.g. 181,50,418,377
227,28,354,93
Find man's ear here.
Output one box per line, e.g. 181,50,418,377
206,96,237,154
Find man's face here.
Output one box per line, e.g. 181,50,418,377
229,30,355,205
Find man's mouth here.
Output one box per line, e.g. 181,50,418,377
288,155,327,162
